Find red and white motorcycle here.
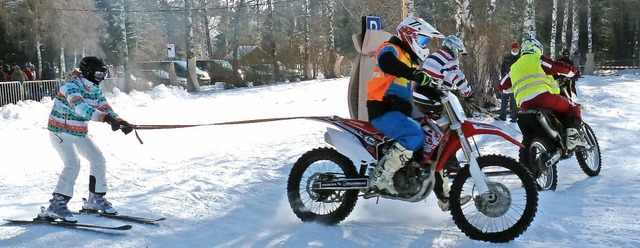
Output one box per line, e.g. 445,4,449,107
286,89,538,243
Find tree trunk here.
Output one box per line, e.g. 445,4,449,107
118,0,132,92
303,0,311,80
265,0,280,82
402,0,415,18
587,0,592,53
570,0,578,54
561,0,569,48
186,0,201,92
326,0,336,78
60,46,66,76
550,0,558,59
523,0,536,38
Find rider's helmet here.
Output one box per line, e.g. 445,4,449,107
520,38,544,56
441,35,467,61
396,16,444,61
79,56,108,84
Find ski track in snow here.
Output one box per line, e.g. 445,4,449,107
1,76,640,247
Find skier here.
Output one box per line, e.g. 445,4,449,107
498,38,587,150
43,56,133,222
366,16,442,196
419,34,473,211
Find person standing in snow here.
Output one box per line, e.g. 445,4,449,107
498,38,586,151
497,42,520,122
43,56,133,222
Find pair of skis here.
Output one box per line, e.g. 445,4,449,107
4,206,165,231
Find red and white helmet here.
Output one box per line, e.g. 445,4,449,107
396,16,445,61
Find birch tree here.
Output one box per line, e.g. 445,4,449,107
570,0,579,54
325,0,337,78
587,0,592,53
523,0,536,38
561,0,569,49
550,0,559,58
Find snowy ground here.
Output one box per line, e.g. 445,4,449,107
1,75,639,248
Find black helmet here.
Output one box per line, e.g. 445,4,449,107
79,56,108,84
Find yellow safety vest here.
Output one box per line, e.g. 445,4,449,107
510,54,559,107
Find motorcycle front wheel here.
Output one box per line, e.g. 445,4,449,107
286,147,359,225
576,123,602,176
449,155,538,243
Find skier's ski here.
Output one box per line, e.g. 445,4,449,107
74,211,165,224
3,218,132,231
76,198,165,224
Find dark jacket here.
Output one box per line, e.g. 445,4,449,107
500,53,520,76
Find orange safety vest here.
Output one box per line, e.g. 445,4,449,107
367,42,418,102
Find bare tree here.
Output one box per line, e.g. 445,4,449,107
186,0,201,92
523,0,536,38
570,0,579,54
561,0,569,49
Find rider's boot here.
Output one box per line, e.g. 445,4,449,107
437,195,472,212
373,143,413,195
566,128,588,150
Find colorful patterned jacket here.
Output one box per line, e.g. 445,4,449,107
47,71,119,137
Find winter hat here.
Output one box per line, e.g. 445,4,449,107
511,42,520,50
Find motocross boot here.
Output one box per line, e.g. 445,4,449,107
437,195,472,212
373,143,413,195
566,128,588,150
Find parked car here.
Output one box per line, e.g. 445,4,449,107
131,68,188,88
135,61,211,86
196,59,245,88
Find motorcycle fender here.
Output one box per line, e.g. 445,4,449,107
324,127,376,164
462,121,524,148
435,122,523,171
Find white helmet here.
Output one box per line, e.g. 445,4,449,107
441,35,467,61
520,38,544,55
396,16,444,61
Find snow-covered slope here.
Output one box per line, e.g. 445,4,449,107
1,75,639,248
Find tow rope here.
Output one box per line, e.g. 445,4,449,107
129,116,328,144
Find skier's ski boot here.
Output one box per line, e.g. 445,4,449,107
81,193,118,215
42,193,77,223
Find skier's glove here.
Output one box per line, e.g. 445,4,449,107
119,120,134,135
103,115,120,132
413,70,434,87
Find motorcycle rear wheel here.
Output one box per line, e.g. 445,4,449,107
520,137,558,191
449,155,538,243
286,147,359,225
576,123,602,176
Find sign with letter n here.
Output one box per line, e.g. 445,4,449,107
365,16,381,30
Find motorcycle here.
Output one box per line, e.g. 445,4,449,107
516,77,602,191
286,89,538,243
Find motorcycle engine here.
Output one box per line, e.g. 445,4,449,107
393,164,425,197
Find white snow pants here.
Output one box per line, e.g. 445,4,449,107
50,132,107,197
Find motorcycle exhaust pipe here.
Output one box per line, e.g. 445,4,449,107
535,112,561,142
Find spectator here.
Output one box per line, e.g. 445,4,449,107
557,48,573,65
42,62,56,80
11,65,26,82
23,62,34,81
498,42,520,122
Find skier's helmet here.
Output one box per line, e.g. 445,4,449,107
79,56,108,84
396,16,444,61
521,38,544,55
441,35,467,61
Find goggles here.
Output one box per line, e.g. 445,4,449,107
94,71,108,81
416,35,430,49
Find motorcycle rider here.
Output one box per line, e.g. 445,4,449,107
498,38,587,150
419,34,473,211
366,16,443,196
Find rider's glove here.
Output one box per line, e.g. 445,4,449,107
103,115,120,132
413,70,434,87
